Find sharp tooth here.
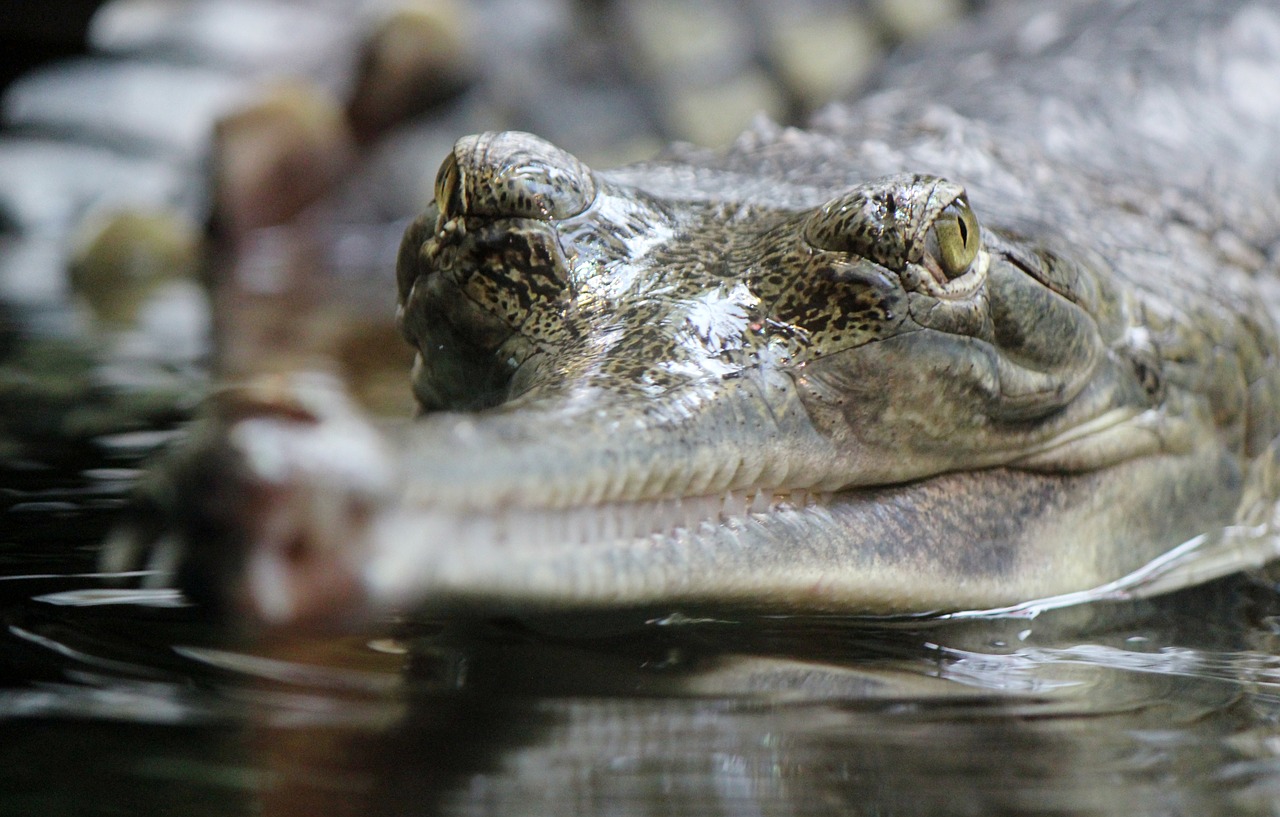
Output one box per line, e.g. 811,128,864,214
750,489,770,514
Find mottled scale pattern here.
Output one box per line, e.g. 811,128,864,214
400,155,991,409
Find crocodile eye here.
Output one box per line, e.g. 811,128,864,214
434,152,463,217
925,198,980,279
803,174,982,284
436,131,596,221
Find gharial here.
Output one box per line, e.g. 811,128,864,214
107,0,1280,626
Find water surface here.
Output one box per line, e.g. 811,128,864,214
5,427,1280,816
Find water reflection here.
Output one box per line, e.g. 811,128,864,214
4,505,1280,817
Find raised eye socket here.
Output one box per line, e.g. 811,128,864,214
435,131,596,222
925,198,980,279
802,174,982,279
802,186,907,265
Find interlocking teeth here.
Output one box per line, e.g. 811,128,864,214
416,487,830,551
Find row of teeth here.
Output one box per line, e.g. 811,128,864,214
417,489,827,549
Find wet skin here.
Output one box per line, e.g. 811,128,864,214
109,0,1280,624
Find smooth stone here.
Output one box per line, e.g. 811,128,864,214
2,58,256,158
0,236,70,307
0,138,200,236
69,209,202,327
666,70,787,148
622,0,755,80
347,0,475,142
89,0,363,90
211,82,355,236
768,9,882,110
870,0,966,41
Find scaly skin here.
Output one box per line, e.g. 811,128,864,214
109,0,1280,624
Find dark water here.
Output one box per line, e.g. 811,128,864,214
5,400,1280,816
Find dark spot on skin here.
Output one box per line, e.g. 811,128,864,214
1130,351,1165,402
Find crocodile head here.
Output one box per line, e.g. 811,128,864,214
400,131,1154,483
111,130,1253,624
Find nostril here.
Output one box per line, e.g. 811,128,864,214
441,130,596,221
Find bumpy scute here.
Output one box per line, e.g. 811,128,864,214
439,131,597,221
803,175,975,276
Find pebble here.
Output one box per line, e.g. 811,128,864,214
870,0,966,41
2,59,255,159
0,236,70,307
622,0,756,81
767,8,883,110
210,81,355,235
88,0,366,93
0,138,199,237
68,210,201,327
667,69,788,148
347,0,475,142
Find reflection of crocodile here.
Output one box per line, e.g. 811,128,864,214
112,0,1280,624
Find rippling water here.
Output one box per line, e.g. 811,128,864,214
5,432,1280,816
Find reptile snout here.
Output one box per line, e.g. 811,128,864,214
396,132,599,412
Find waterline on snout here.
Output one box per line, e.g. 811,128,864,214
941,523,1280,621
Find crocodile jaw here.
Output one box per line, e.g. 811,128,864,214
344,444,1241,620
197,372,1240,626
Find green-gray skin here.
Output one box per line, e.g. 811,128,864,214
109,0,1280,625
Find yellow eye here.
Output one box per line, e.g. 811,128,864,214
434,151,463,218
928,198,980,279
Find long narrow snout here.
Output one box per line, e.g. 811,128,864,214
118,366,1241,627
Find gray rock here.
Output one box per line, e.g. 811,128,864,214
88,0,369,95
0,138,201,236
2,59,256,158
0,236,71,307
870,0,967,41
766,6,882,111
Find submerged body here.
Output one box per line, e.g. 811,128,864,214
114,0,1280,623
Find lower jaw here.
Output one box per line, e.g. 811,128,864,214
352,480,1033,618
355,462,1213,618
